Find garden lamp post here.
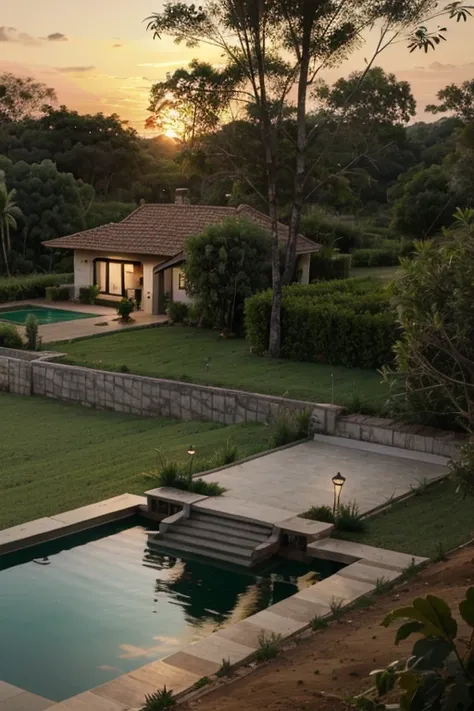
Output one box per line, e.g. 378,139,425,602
187,445,196,483
332,472,346,516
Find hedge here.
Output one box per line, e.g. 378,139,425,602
0,323,23,349
351,247,401,267
245,281,397,369
0,274,73,304
310,253,351,281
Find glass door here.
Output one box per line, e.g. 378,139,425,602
108,262,123,296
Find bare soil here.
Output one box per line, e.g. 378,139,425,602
184,545,474,711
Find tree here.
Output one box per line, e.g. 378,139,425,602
0,73,56,122
0,158,87,275
384,208,474,433
451,120,474,204
146,59,238,144
147,1,472,356
314,67,416,127
0,181,22,276
184,218,271,332
426,78,474,122
389,164,458,237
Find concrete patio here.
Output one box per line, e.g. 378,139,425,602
201,435,448,515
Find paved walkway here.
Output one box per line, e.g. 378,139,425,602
4,299,167,343
202,436,448,515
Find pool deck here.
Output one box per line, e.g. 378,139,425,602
0,489,428,710
2,299,167,343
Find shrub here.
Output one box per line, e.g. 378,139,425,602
213,439,238,466
45,285,70,301
216,658,232,678
0,273,73,304
0,323,23,349
311,615,329,631
255,632,281,662
450,442,474,499
79,285,100,305
25,313,39,351
140,686,176,711
184,217,271,332
268,409,310,448
310,252,351,281
189,478,226,496
245,280,397,369
301,209,362,252
336,501,367,533
351,247,401,267
301,505,335,523
166,301,189,324
117,297,135,322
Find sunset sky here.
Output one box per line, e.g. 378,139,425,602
1,0,473,133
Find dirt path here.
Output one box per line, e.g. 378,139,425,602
184,545,474,711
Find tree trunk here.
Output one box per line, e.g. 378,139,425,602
283,13,313,286
268,180,282,357
0,221,10,277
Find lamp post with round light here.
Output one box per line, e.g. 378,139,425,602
187,445,196,484
331,472,346,517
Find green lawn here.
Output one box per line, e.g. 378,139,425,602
56,326,388,409
0,392,269,530
351,266,400,282
340,479,473,559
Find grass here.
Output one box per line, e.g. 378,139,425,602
0,392,270,530
351,266,400,282
55,326,388,409
338,479,473,559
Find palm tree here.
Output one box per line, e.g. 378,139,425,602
0,181,22,276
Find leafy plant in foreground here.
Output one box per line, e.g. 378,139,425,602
140,685,176,711
255,632,281,661
216,658,232,678
354,587,474,711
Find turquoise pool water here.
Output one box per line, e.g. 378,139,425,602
0,305,98,325
0,518,342,702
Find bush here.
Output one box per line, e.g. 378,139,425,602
268,409,310,448
0,273,73,304
25,313,39,351
79,285,100,305
184,217,271,332
301,505,335,523
0,323,23,349
166,301,189,324
301,209,362,252
140,686,176,711
351,247,401,267
45,285,70,301
336,501,367,532
117,297,135,322
310,252,351,281
450,442,474,499
245,280,397,369
213,439,239,466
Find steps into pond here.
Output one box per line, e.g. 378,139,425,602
151,510,274,567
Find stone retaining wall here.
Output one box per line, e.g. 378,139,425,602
0,351,341,432
0,350,466,457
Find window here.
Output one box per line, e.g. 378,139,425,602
94,259,143,297
178,272,186,290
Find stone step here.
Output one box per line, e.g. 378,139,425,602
153,538,253,567
185,518,269,544
160,531,255,559
192,511,273,536
173,523,263,550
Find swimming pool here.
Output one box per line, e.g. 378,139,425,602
0,305,98,325
0,518,342,702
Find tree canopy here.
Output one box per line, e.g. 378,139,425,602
0,73,56,122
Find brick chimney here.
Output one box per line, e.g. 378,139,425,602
175,188,190,205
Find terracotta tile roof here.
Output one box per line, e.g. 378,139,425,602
43,203,319,257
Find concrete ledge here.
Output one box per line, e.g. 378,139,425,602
313,432,450,465
0,494,146,555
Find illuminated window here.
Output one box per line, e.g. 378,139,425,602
178,272,186,290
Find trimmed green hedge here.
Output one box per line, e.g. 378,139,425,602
310,253,351,281
0,274,73,304
245,280,397,369
351,247,401,267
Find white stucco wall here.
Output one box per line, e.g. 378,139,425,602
73,250,165,315
172,267,192,304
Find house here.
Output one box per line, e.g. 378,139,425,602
43,189,319,315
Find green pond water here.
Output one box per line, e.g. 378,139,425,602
0,517,342,702
0,305,98,325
